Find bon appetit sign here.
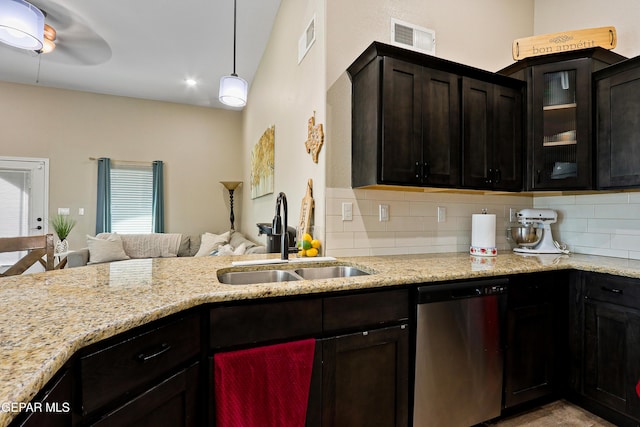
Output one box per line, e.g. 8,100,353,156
512,26,617,60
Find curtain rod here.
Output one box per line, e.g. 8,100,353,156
89,157,158,166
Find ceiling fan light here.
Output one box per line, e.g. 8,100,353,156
219,74,247,107
40,23,55,53
0,0,44,51
41,36,55,53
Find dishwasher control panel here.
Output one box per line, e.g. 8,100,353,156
484,284,507,295
417,278,509,304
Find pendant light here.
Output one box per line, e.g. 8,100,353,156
218,0,247,108
0,0,44,51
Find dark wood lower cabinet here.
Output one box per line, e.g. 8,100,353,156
91,362,200,427
321,325,409,427
569,272,640,426
584,300,640,420
16,369,72,427
503,273,567,409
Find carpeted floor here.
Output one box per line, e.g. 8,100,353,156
490,400,616,427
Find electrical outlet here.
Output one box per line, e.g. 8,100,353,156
78,208,85,216
437,206,446,223
379,204,390,222
509,208,517,223
342,202,353,221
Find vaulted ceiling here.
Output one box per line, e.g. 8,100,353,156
0,0,282,109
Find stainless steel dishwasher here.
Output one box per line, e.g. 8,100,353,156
413,278,508,427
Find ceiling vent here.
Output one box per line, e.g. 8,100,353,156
298,15,316,64
391,18,436,55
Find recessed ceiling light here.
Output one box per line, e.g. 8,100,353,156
185,78,197,87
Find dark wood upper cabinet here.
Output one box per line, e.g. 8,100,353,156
348,42,523,191
499,48,626,191
462,77,523,191
595,55,640,189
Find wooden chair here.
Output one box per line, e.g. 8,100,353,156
0,234,54,277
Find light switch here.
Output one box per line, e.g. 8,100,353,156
78,208,85,216
342,202,353,221
57,207,70,215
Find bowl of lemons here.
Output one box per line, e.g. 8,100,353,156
297,232,321,257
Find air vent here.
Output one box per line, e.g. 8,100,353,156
391,18,436,55
298,15,316,64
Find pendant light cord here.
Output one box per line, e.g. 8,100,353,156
232,0,237,76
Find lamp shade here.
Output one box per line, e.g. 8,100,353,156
219,74,248,108
0,0,44,50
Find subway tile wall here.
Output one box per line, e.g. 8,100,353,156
534,192,640,260
325,187,532,257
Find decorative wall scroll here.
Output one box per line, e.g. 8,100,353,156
251,125,275,199
304,112,324,163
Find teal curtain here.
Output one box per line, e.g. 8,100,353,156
152,160,164,233
96,158,111,234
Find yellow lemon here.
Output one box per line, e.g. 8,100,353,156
306,248,318,257
298,249,306,257
302,233,313,242
311,239,321,249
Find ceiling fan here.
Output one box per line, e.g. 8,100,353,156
0,0,111,65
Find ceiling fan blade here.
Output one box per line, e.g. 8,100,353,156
29,0,112,66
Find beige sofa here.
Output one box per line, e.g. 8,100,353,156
67,231,265,267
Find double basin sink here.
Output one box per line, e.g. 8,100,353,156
218,265,370,285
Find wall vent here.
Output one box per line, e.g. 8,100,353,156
390,18,435,55
298,15,316,64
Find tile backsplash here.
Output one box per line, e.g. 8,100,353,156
325,187,532,257
535,192,640,260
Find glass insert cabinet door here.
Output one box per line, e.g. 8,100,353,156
531,60,591,190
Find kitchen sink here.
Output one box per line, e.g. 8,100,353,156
217,269,301,285
294,266,370,280
217,265,371,285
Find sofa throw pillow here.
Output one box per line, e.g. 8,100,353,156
87,234,130,264
229,231,258,251
194,231,230,257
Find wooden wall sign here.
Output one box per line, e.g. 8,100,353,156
304,112,324,163
512,26,617,61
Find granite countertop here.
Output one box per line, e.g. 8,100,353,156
2,251,640,426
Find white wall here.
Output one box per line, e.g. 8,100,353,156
0,82,243,250
240,0,327,246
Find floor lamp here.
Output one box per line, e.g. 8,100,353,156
220,181,242,230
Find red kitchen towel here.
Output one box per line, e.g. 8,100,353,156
214,338,316,427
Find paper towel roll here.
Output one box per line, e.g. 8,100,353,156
470,214,496,256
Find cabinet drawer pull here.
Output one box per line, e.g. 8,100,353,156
601,287,623,295
137,342,171,363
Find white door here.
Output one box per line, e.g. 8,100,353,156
0,157,49,268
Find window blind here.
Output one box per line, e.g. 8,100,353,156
110,164,153,234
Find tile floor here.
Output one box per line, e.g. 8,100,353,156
490,400,616,426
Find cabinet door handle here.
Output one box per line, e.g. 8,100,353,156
137,342,171,363
415,161,421,180
536,170,541,184
601,287,623,295
424,162,430,181
495,168,501,184
486,169,493,184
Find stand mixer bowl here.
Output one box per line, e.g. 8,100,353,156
510,225,543,247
